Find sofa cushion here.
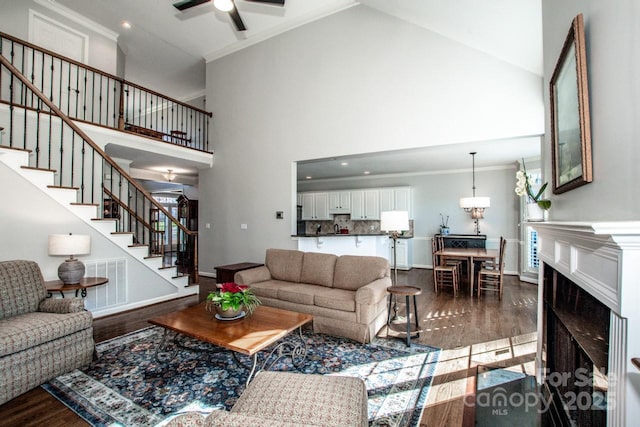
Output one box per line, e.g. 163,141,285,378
248,280,295,300
277,284,318,305
314,287,356,312
265,249,304,283
0,311,93,357
332,256,389,291
0,260,47,319
300,252,338,288
231,371,368,427
208,412,302,427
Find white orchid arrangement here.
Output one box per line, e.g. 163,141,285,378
515,160,551,210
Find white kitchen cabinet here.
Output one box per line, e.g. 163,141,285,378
351,189,380,220
388,238,413,270
379,189,394,213
394,187,412,215
328,191,351,214
301,192,330,220
379,187,412,218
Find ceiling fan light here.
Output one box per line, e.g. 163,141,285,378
214,0,234,12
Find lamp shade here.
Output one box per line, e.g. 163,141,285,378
48,234,91,256
380,211,410,232
459,196,491,209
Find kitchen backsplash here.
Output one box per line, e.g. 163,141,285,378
304,214,414,236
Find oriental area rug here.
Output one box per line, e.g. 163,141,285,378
43,326,440,427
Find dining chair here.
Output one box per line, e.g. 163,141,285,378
477,237,506,299
434,236,463,284
431,239,459,296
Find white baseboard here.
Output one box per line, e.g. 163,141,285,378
90,292,193,319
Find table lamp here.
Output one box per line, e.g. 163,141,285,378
380,211,409,286
48,233,91,284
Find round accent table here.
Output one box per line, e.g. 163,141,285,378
44,277,108,298
386,285,423,347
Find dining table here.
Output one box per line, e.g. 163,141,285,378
434,248,499,297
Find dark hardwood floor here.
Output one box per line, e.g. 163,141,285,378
0,269,537,427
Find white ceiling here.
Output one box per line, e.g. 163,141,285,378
297,136,541,181
45,0,543,179
51,0,542,99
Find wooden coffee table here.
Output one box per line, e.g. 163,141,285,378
149,304,313,383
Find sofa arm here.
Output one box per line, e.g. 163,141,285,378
234,266,271,285
355,277,392,305
39,297,86,314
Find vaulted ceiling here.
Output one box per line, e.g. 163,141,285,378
52,0,542,100
45,0,543,180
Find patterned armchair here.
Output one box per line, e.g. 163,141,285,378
0,260,94,404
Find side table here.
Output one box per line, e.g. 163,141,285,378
44,277,109,298
214,262,264,284
387,285,423,347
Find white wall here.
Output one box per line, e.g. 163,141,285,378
0,0,118,75
0,160,178,315
200,5,543,272
298,166,519,271
541,1,640,220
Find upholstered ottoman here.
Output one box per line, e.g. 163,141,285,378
165,371,368,426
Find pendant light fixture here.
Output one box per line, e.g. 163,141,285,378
459,152,490,235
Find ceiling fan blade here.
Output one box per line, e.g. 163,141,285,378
173,0,211,11
228,5,247,31
244,0,285,5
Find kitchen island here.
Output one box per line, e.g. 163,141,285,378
295,234,389,258
293,233,413,269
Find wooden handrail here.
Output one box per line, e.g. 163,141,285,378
0,54,194,236
0,31,213,117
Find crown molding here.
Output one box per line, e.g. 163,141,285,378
33,0,119,42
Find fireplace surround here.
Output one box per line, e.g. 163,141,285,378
532,221,640,426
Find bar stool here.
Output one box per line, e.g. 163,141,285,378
386,285,423,347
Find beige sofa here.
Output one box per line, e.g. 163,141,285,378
166,371,368,426
0,260,94,404
234,249,391,343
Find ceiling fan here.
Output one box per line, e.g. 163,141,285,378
173,0,285,31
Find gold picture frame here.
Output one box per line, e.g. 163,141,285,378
550,13,592,194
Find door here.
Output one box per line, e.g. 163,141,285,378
364,190,380,220
351,190,365,219
379,189,394,213
394,188,411,215
329,191,351,213
314,192,330,220
301,193,315,220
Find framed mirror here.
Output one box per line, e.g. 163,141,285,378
550,13,592,194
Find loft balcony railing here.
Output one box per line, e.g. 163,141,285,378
0,32,212,152
0,52,199,284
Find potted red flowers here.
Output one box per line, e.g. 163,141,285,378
206,282,261,318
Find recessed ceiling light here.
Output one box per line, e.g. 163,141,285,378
306,176,312,180
363,171,370,175
341,162,349,166
121,21,132,29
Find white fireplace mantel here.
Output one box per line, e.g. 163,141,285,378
531,221,640,427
